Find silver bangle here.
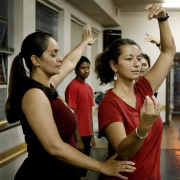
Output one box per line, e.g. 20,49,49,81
135,126,148,139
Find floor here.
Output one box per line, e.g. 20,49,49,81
81,114,180,180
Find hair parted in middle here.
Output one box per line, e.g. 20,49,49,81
94,38,141,85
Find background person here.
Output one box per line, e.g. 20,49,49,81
65,56,96,177
144,33,161,51
5,28,136,180
95,4,175,180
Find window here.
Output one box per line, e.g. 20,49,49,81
0,0,14,52
36,1,58,40
0,0,14,131
70,19,84,80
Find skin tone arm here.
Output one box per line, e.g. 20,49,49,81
74,127,84,152
144,4,176,94
104,4,174,160
50,28,97,88
144,33,161,51
91,117,96,149
22,88,136,179
73,108,84,152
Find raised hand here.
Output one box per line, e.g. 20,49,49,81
82,28,98,45
144,33,160,45
144,4,166,20
139,95,162,131
101,153,136,179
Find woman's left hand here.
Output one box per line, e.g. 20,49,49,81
144,4,166,20
82,28,98,45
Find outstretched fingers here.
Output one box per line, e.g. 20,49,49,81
120,161,136,172
81,28,98,45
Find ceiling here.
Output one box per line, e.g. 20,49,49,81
112,0,180,12
66,0,180,27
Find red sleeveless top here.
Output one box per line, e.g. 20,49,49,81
20,87,78,163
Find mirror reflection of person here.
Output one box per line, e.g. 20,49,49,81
95,4,175,180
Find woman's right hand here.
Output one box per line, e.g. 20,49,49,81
81,28,98,45
100,153,136,179
139,95,162,131
144,33,160,45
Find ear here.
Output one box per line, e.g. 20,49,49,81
30,55,40,67
109,60,117,72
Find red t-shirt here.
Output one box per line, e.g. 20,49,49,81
65,79,94,137
98,77,163,180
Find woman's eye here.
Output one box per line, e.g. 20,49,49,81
126,58,131,61
138,58,141,61
52,54,56,57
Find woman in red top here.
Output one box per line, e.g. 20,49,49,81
5,27,136,180
95,4,176,180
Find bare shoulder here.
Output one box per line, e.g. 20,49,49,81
22,88,47,102
22,88,50,113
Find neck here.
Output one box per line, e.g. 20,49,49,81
75,76,85,82
31,70,51,87
112,78,134,99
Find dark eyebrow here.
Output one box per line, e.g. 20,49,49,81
50,49,60,53
125,54,141,57
125,54,133,57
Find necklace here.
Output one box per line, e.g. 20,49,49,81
57,96,74,113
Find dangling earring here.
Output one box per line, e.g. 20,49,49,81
114,72,117,80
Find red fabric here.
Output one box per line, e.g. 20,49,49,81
65,79,94,137
20,87,78,163
98,77,163,180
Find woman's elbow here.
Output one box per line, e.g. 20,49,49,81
46,143,64,158
117,152,131,160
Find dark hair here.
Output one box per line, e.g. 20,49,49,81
75,56,90,74
5,32,58,123
95,38,141,85
141,53,151,68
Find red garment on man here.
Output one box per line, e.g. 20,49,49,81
98,77,163,180
65,79,94,137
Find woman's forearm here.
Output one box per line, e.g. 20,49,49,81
116,128,149,160
51,142,100,172
159,20,176,55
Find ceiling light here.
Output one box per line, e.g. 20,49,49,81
162,3,180,8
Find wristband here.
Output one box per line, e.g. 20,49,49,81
157,13,169,22
156,43,161,47
135,126,148,139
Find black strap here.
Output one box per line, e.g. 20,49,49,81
157,13,169,22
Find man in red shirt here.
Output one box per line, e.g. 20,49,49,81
65,56,96,177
